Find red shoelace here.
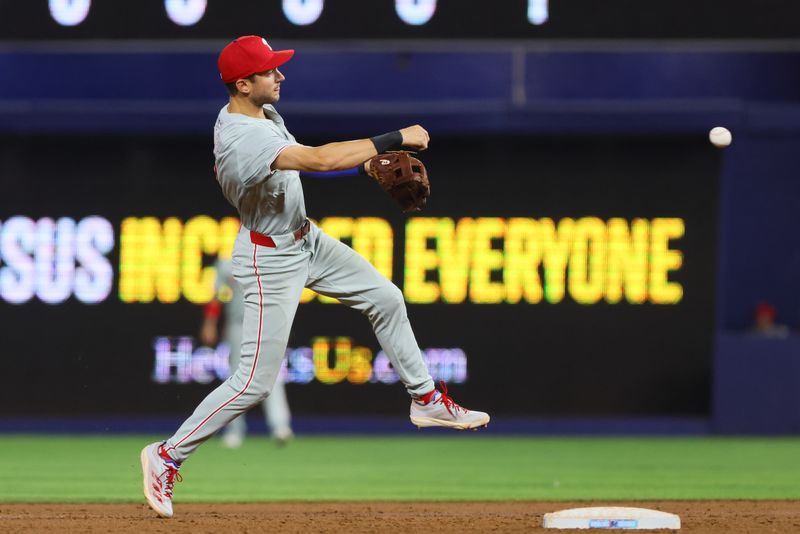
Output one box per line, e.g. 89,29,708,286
436,381,467,416
161,466,182,499
157,446,183,499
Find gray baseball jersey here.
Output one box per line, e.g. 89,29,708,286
213,104,306,236
164,104,434,461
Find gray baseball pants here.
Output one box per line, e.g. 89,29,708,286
164,223,435,462
222,321,292,441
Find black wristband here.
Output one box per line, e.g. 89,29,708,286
370,130,403,153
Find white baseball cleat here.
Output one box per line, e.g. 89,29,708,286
409,382,490,430
272,427,294,447
140,442,182,518
222,432,244,449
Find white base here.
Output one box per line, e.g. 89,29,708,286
543,507,680,529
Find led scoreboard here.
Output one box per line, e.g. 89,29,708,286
1,0,797,40
1,134,719,418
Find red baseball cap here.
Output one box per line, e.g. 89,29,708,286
218,36,294,83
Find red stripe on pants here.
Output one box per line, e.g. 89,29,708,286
168,245,265,452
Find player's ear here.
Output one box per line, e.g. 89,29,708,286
235,78,250,95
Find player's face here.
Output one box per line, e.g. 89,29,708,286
249,68,285,106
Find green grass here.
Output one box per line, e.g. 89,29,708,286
1,435,799,502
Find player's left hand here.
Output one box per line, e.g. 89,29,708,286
366,151,430,212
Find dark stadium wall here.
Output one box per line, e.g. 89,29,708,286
716,133,800,330
711,132,800,433
2,42,800,430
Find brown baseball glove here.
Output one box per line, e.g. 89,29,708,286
366,151,430,212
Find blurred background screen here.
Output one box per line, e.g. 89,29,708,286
2,133,718,416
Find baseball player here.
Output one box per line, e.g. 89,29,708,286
201,258,293,448
141,35,490,518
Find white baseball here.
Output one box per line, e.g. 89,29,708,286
709,126,732,148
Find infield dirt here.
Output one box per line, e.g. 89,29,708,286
2,501,798,533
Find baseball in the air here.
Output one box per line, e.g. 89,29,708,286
709,126,732,148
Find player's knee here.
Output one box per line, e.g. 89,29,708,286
253,387,271,403
242,382,272,404
375,284,406,316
